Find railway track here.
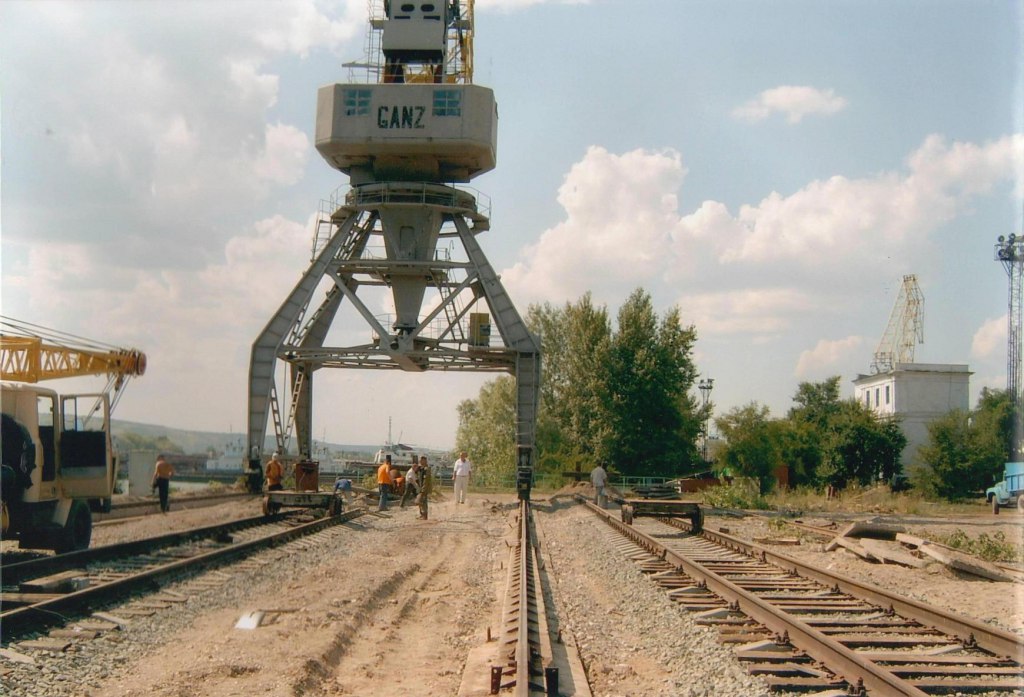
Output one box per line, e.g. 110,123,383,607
488,499,591,696
1,507,365,640
583,498,1024,696
94,490,254,523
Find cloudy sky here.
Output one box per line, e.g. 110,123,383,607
2,0,1021,450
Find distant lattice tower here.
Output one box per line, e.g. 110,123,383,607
995,234,1024,456
871,275,924,374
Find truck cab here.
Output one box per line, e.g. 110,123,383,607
986,461,1024,514
1,383,115,551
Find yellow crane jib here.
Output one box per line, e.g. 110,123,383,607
0,335,146,384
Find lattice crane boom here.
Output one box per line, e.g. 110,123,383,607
871,275,924,374
0,316,146,412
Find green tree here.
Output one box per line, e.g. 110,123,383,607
819,400,906,488
785,377,844,487
527,295,612,463
604,290,700,476
916,389,1014,499
455,376,517,485
714,402,785,492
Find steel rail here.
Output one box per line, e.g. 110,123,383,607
514,499,532,696
670,517,1024,663
1,509,364,637
2,512,292,586
584,499,932,697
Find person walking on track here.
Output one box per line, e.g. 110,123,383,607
151,454,175,513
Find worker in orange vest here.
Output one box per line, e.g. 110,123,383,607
265,452,284,492
376,454,393,511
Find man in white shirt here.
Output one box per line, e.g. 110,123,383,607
590,463,608,508
452,451,472,504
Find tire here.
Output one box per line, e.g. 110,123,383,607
992,495,1000,515
1017,495,1024,513
55,500,92,553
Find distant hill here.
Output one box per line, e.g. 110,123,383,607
110,419,382,458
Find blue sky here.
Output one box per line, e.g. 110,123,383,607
2,0,1021,450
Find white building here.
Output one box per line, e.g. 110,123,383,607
852,363,971,471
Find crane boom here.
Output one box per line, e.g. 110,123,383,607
0,317,146,410
870,275,924,374
0,335,146,383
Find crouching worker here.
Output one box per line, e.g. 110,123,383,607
333,477,354,503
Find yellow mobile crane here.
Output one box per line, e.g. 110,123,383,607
0,317,146,552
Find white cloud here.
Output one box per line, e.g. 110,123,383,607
502,146,685,304
720,134,1024,264
499,134,1019,341
972,316,1006,359
732,85,848,124
676,288,815,337
795,336,864,378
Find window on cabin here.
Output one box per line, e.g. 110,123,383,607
433,89,461,116
343,89,372,116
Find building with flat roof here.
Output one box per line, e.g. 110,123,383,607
852,363,971,473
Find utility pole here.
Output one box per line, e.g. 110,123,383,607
995,234,1024,458
698,378,714,464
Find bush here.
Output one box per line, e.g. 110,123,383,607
933,529,1023,563
699,483,772,510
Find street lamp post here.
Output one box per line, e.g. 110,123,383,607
698,378,714,463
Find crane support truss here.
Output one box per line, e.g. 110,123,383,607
871,274,924,374
996,235,1024,457
247,184,540,494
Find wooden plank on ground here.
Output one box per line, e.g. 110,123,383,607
19,570,89,593
860,539,927,568
829,535,877,561
1,592,65,604
917,545,1015,582
17,639,70,652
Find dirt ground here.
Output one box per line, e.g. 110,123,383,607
89,494,511,697
9,486,1022,697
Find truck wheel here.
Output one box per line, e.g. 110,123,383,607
1018,495,1024,513
56,501,92,553
992,496,1000,515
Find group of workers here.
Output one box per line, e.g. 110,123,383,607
259,449,478,520
376,453,438,519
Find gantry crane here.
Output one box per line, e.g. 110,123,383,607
0,317,146,551
246,0,541,499
870,275,924,374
